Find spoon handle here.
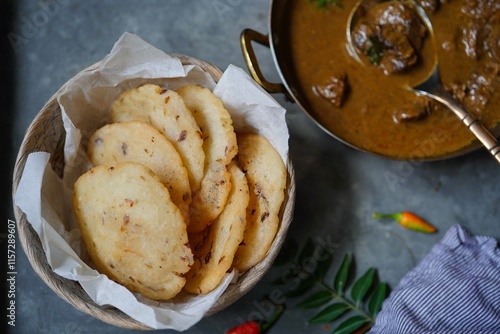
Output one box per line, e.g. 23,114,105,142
418,86,500,164
467,121,500,163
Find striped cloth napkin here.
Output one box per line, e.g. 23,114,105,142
368,224,500,334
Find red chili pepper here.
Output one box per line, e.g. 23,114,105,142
226,304,284,334
226,321,260,334
372,211,437,233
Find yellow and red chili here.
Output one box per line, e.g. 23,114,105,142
373,211,437,233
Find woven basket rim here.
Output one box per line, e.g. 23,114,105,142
11,53,296,330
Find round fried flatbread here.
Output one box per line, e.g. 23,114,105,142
177,84,237,233
73,162,193,301
87,121,191,223
233,134,287,273
184,162,249,294
111,84,205,193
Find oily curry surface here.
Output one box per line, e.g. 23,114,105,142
285,0,500,159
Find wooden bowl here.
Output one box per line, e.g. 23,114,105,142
11,54,296,330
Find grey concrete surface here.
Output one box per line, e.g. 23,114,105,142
4,0,500,333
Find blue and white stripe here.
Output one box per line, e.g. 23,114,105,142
369,224,500,334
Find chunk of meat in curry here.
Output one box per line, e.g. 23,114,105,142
313,74,349,107
449,0,500,114
352,2,428,74
287,0,500,158
330,0,499,124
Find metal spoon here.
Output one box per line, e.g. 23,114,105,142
346,0,500,163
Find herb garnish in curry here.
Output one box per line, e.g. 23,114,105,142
288,0,500,159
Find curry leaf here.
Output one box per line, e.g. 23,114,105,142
308,303,349,324
368,283,388,317
297,290,332,309
271,251,389,333
351,268,375,305
367,37,385,65
332,315,370,334
334,254,351,293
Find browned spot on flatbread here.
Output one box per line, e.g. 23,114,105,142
178,130,187,142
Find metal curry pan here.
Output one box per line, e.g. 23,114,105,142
239,0,490,161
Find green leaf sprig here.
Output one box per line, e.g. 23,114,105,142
367,37,385,66
273,239,389,334
309,0,344,9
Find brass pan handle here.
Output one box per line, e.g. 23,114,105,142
240,28,286,94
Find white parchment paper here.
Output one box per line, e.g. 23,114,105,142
14,32,288,330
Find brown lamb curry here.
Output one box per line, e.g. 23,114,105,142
285,0,500,159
